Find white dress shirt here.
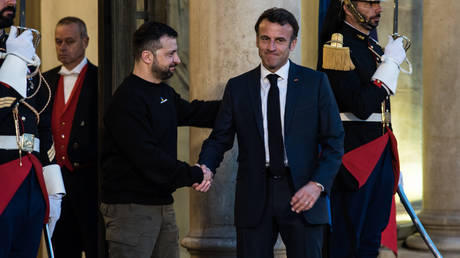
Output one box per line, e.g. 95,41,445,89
260,60,290,166
58,57,87,104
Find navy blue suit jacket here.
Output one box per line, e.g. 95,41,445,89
199,61,344,227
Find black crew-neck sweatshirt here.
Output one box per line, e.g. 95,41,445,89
101,74,219,205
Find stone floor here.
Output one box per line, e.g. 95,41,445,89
379,246,460,258
378,220,460,258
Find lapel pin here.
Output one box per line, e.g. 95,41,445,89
293,78,299,83
160,97,168,104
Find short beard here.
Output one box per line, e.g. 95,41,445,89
158,69,173,81
0,6,15,29
363,14,380,30
151,63,174,81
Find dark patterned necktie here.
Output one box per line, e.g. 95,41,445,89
266,73,285,175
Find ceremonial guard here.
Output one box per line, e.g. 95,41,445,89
0,2,65,257
318,0,406,257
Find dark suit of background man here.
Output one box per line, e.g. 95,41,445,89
198,8,344,258
43,16,98,258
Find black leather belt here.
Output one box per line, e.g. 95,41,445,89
266,167,290,180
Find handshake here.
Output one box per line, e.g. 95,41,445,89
192,164,213,192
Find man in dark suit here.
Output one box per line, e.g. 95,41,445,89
43,16,98,258
198,8,344,258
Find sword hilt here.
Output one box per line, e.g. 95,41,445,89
392,0,411,52
391,33,412,52
15,26,41,48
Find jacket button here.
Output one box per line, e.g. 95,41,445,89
80,120,85,126
73,142,79,149
73,162,80,168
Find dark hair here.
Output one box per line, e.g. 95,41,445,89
132,21,178,61
57,16,88,38
254,8,299,41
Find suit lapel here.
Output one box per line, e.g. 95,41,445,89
69,62,95,142
49,66,62,121
284,62,302,133
247,66,264,139
50,67,61,96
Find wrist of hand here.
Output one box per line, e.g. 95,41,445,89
383,55,402,67
190,165,204,184
313,182,324,192
49,194,63,200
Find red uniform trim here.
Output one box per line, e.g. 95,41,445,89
381,196,397,254
342,126,400,255
342,132,388,188
373,79,384,88
0,81,11,88
342,127,400,192
0,154,50,223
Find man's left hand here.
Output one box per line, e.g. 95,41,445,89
290,181,322,213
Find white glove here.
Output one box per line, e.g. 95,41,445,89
383,36,406,65
43,164,66,196
371,36,406,95
42,164,66,236
6,26,35,61
0,26,36,98
48,194,62,236
398,171,404,188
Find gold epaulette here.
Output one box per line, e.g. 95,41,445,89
322,33,355,71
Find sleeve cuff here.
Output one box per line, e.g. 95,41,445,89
0,54,28,98
190,165,204,184
43,164,66,196
313,182,325,192
371,59,400,95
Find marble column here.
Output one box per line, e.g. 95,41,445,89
405,0,460,254
181,1,301,257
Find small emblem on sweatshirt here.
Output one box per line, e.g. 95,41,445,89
160,97,168,104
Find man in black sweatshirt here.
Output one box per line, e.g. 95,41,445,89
100,21,219,258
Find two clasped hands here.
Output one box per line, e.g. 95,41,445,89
191,164,323,214
192,164,213,192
